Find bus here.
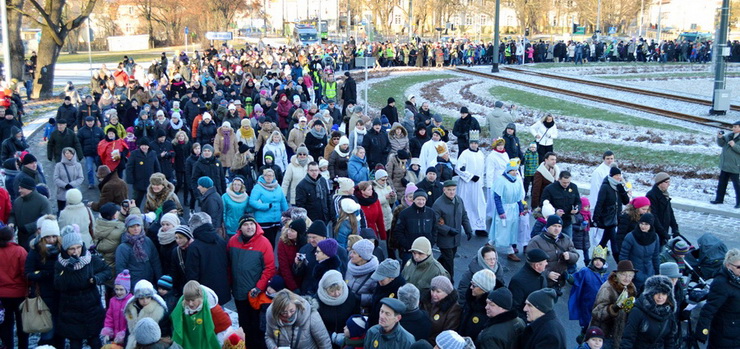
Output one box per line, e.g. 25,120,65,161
292,25,320,46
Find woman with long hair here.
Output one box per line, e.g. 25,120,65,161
249,168,289,246
277,218,307,292
334,198,362,248
354,181,387,240
222,176,249,237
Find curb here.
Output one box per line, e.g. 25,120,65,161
574,180,740,219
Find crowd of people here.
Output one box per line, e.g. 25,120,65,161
0,40,738,349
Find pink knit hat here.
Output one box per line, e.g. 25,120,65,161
115,269,132,293
404,183,418,206
631,196,651,209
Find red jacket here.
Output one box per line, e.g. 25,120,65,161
226,224,276,297
0,187,11,224
277,239,301,291
0,242,28,298
360,200,387,240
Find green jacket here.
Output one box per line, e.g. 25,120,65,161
401,255,450,296
717,132,740,174
364,323,414,349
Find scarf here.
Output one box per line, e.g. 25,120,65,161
170,118,184,130
309,127,326,139
309,176,327,201
297,156,308,167
493,147,506,153
607,176,621,191
334,145,349,157
632,226,657,246
57,252,92,270
317,282,349,307
221,129,232,154
239,126,255,141
125,232,149,262
226,187,247,203
172,288,220,349
355,190,378,206
347,256,379,278
543,119,555,128
158,227,176,246
277,312,298,327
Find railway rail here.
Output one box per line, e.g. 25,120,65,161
456,67,734,129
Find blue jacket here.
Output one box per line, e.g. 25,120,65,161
620,229,661,291
222,191,249,236
568,265,609,327
115,233,162,288
249,176,289,224
348,155,369,184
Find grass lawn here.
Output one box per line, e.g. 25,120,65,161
368,73,457,128
489,86,695,133
54,45,187,64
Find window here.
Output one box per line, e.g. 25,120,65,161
394,14,401,25
125,23,133,34
128,6,134,14
506,15,514,26
481,15,488,25
466,15,473,25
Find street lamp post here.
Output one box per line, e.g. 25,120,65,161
491,0,501,72
1,0,11,83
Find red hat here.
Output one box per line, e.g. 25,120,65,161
630,196,651,209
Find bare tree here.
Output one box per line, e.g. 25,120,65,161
13,0,97,98
6,0,26,79
573,0,643,34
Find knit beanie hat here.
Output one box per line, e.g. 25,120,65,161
546,214,563,228
352,239,375,261
161,200,178,214
654,172,670,185
307,220,328,237
61,224,83,250
346,315,368,338
296,145,309,155
471,269,496,293
99,202,119,220
289,218,307,235
18,176,36,190
436,330,466,349
337,177,354,193
487,287,513,310
267,275,286,293
527,288,558,313
398,283,420,311
133,280,156,299
133,318,161,345
673,240,690,255
413,189,428,200
430,275,454,294
630,196,650,209
198,176,214,188
371,259,401,281
65,188,83,205
115,269,132,293
317,238,339,258
584,326,605,340
609,166,622,177
359,228,377,240
410,237,432,255
202,144,214,153
174,225,193,240
125,214,143,228
639,212,655,226
157,275,173,291
338,136,350,147
375,169,388,179
160,213,180,228
541,200,556,218
38,215,60,238
340,198,361,214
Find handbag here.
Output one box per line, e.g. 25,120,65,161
20,287,53,333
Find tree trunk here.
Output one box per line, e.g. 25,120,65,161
32,28,64,99
7,0,26,80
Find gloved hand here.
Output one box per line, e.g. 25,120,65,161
471,175,480,182
466,230,472,241
448,228,459,237
249,287,261,298
66,256,80,268
672,231,680,238
459,166,466,172
65,184,73,190
331,332,345,346
114,330,127,344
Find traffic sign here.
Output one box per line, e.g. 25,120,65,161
574,26,586,35
205,31,233,40
184,26,189,34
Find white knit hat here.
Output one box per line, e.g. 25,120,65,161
37,215,60,238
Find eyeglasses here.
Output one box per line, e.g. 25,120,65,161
730,263,740,269
279,308,297,317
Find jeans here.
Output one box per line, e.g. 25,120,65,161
715,170,740,205
85,156,98,185
561,224,573,238
24,80,33,99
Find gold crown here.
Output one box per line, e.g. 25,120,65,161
493,137,506,147
436,143,448,155
432,127,446,137
509,158,521,167
592,245,609,261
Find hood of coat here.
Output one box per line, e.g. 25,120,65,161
389,122,408,138
60,147,79,165
289,154,314,167
192,223,219,244
217,125,233,137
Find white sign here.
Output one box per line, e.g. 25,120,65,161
205,32,233,40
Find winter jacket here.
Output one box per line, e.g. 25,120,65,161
191,155,226,195
695,266,740,348
0,128,28,162
421,290,462,344
540,181,581,228
531,163,560,209
415,178,444,208
55,250,111,340
348,155,369,184
53,150,84,200
367,274,407,326
91,172,128,211
277,239,302,291
529,120,558,147
102,294,132,341
394,204,437,251
388,123,410,155
362,127,391,168
126,149,161,192
282,154,313,205
590,272,637,349
328,148,349,179
432,194,472,249
9,190,52,249
568,265,609,328
386,155,407,199
97,137,129,172
409,126,430,159
398,307,432,342
620,228,661,291
717,131,740,174
364,323,414,349
77,125,105,157
227,225,276,300
59,202,95,247
346,257,378,307
646,185,679,244
196,120,217,145
222,189,249,235
434,156,455,182
265,296,332,349
519,310,566,349
249,176,289,224
0,242,28,298
315,292,361,335
199,187,224,230
509,262,547,320
621,295,676,349
150,139,175,180
214,126,238,168
527,232,579,288
373,180,394,232
185,224,229,306
457,248,505,304
56,103,78,126
294,242,349,295
355,190,386,240
77,102,103,127
572,212,591,251
263,141,289,173
402,255,449,297
305,130,327,161
477,310,525,349
94,218,125,274
24,239,60,308
502,128,524,161
124,294,168,349
593,178,630,228
115,233,162,288
458,289,489,342
47,128,83,162
380,104,399,125
452,115,481,152
295,174,334,223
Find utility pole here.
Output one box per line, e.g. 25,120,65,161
490,0,501,72
408,0,413,42
86,18,93,77
710,0,731,115
638,0,644,36
596,0,602,35
1,0,11,83
657,0,663,42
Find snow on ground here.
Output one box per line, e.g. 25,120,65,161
625,78,740,102
530,63,740,76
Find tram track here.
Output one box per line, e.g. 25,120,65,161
455,67,734,129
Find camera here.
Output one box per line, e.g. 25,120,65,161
121,200,130,209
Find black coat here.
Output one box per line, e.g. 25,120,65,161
295,175,334,223
415,179,444,208
646,185,679,244
621,297,676,349
540,181,581,227
304,131,327,161
125,148,161,192
25,240,61,314
294,243,348,295
381,104,399,125
593,178,630,228
0,128,28,162
47,128,83,162
198,186,224,229
197,120,218,145
457,289,488,342
342,77,357,104
362,128,391,168
368,275,406,327
519,310,566,349
409,126,430,158
394,204,437,251
56,103,78,126
185,223,231,305
54,250,111,340
502,132,524,160
399,308,432,342
509,263,547,319
477,310,525,349
317,292,361,334
695,267,740,348
77,125,105,157
452,115,481,152
150,139,176,180
77,103,103,127
191,155,226,195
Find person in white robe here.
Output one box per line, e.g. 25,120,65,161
489,160,526,262
588,151,615,247
419,128,446,172
485,138,510,217
455,130,487,233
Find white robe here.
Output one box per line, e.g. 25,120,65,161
485,150,510,217
419,139,443,172
456,148,487,231
490,173,525,247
